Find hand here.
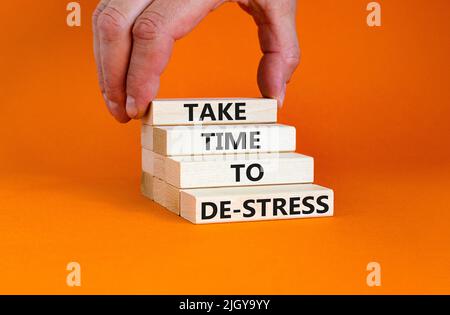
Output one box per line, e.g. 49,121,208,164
93,0,300,123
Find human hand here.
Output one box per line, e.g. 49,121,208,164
93,0,300,123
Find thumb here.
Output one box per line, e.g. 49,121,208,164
240,0,300,107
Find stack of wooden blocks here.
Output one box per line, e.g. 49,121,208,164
141,98,334,224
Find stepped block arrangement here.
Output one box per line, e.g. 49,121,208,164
141,98,334,224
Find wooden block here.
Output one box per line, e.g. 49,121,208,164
141,172,179,214
142,149,313,188
141,171,154,200
180,184,334,224
142,172,333,223
141,149,165,179
141,123,296,156
153,176,179,214
141,98,277,126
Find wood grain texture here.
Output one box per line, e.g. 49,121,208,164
141,172,179,214
140,171,154,200
141,98,277,126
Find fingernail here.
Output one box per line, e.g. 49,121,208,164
126,95,138,118
278,83,287,108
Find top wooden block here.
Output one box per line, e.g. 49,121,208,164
141,98,277,126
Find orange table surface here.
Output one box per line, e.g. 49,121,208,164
0,0,449,294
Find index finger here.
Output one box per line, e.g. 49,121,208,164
125,0,221,119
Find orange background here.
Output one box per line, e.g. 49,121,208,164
0,0,449,294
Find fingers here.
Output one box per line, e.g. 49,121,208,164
93,0,298,124
93,0,129,122
92,1,109,97
126,0,221,118
93,0,153,123
241,0,300,107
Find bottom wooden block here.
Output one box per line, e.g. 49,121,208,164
141,171,154,200
180,183,334,224
142,172,333,224
141,172,179,214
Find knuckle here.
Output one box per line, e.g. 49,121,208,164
92,1,108,26
92,9,102,27
133,11,166,41
97,7,129,41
